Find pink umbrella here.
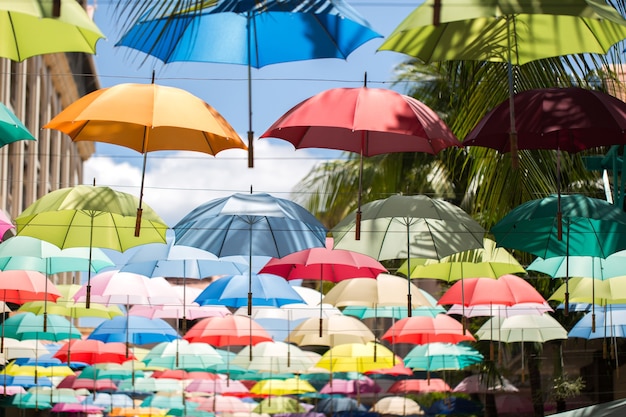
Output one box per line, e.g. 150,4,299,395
186,377,250,397
197,394,252,413
320,377,381,395
129,302,230,320
0,210,14,241
0,270,61,304
72,270,180,306
381,314,476,345
387,378,451,394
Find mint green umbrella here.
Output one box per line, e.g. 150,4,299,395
0,102,35,147
1,312,82,342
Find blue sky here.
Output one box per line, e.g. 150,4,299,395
85,1,419,225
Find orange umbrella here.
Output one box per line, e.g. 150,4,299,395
44,81,247,236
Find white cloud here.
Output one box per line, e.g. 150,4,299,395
84,140,331,226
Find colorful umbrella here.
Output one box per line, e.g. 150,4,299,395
378,0,626,164
549,276,626,305
315,342,397,373
44,82,246,235
528,251,626,281
253,396,306,414
250,377,317,396
231,341,317,374
403,343,484,371
438,274,546,307
1,312,81,342
116,0,381,167
15,185,168,307
196,394,252,413
387,378,451,394
53,339,133,365
185,378,249,397
117,377,185,393
370,396,423,416
287,315,375,347
315,397,369,414
319,376,380,395
183,315,272,346
0,0,104,61
332,194,485,315
381,314,476,345
142,340,224,371
173,192,327,314
0,102,36,148
453,374,519,394
82,393,134,412
0,270,61,304
476,314,568,343
87,315,180,348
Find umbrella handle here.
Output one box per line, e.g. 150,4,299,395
135,208,143,237
355,211,362,240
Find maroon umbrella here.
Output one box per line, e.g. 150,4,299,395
261,84,460,238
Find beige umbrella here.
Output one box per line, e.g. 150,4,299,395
322,274,432,308
371,396,424,416
231,341,317,374
287,315,375,347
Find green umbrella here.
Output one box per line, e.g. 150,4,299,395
0,0,104,62
397,238,526,280
252,396,306,414
15,185,168,307
1,312,82,342
0,102,36,147
378,0,626,165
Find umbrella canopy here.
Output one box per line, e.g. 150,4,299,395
1,312,81,342
397,238,526,280
194,273,305,308
492,194,626,259
549,277,626,305
0,270,61,304
231,341,317,374
0,102,36,147
569,305,626,339
173,192,327,314
183,315,272,346
476,314,568,343
250,378,317,396
253,396,306,414
403,343,484,371
370,396,423,416
315,342,397,373
87,315,180,345
315,397,368,414
82,393,134,411
0,0,104,61
453,374,519,394
116,0,381,168
387,378,451,394
381,314,476,345
44,83,246,234
142,340,224,371
528,251,626,281
185,378,249,396
319,376,380,395
0,338,48,361
53,339,134,365
287,315,375,347
437,274,546,307
196,395,252,413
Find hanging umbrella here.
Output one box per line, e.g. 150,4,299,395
14,185,168,307
0,270,61,305
315,397,368,414
378,0,626,165
549,276,626,306
446,302,553,318
569,305,626,339
0,102,36,148
117,377,185,394
87,315,180,346
261,86,460,232
332,194,485,315
231,341,317,374
186,378,249,397
528,250,626,281
0,0,104,61
44,82,246,235
387,378,451,394
196,395,252,413
397,238,526,280
287,315,375,347
381,314,476,345
173,192,327,315
253,396,306,414
57,375,118,393
52,339,133,365
453,374,519,394
82,393,134,412
250,377,317,396
142,340,224,371
370,396,423,416
116,0,381,168
315,342,397,373
183,315,272,346
1,312,81,342
403,343,484,371
476,314,568,343
319,376,380,395
438,274,546,307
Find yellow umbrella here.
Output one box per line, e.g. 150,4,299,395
44,82,247,236
3,363,74,378
287,315,375,347
249,377,317,396
549,276,626,305
315,342,398,373
19,284,124,319
109,407,167,417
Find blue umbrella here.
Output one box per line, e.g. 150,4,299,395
173,193,327,314
569,305,626,340
424,397,483,416
87,315,180,356
81,393,134,412
315,397,368,414
116,0,381,167
194,273,304,308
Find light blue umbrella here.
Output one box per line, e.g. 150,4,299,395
569,305,626,340
528,251,626,281
116,0,381,167
87,315,180,350
194,273,304,308
403,342,484,371
174,193,326,314
82,393,134,412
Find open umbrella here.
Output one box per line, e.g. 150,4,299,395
253,396,306,414
231,341,317,374
15,185,168,307
381,314,476,345
332,194,485,315
142,340,224,371
0,0,104,61
0,102,36,148
250,377,317,397
1,312,81,342
453,374,519,394
116,0,381,168
173,192,327,315
287,315,375,347
315,342,397,373
403,343,484,371
370,396,423,416
315,397,368,414
53,339,133,365
387,378,451,394
44,82,246,235
261,86,460,233
378,0,626,165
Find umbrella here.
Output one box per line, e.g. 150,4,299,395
261,86,460,231
253,396,306,414
0,270,61,305
231,341,317,374
82,393,134,411
116,0,381,168
528,251,626,281
315,342,397,373
194,273,305,308
549,276,626,305
332,194,485,315
57,375,118,392
185,378,249,397
196,395,252,413
319,376,380,395
44,82,246,236
437,274,546,307
370,396,423,416
387,378,451,394
1,312,81,342
142,340,224,371
425,397,483,416
117,377,185,394
446,302,553,318
403,343,484,371
0,0,104,61
173,192,327,314
397,238,525,280
53,339,133,365
14,185,168,307
183,315,272,346
250,377,317,396
0,210,14,242
381,314,476,345
476,314,568,343
492,193,626,316
87,315,180,348
0,102,36,147
378,0,626,165
453,374,519,394
315,397,368,414
287,315,375,347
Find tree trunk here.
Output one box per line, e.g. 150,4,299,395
527,343,544,417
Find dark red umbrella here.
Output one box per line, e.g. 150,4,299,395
261,84,460,238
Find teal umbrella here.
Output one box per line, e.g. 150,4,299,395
0,102,36,147
403,342,484,371
1,312,82,342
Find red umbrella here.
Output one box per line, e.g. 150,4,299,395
151,370,218,380
387,378,451,394
183,315,272,346
0,270,61,304
57,375,118,392
381,314,475,345
261,85,460,238
438,274,546,307
365,362,414,378
53,339,134,365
